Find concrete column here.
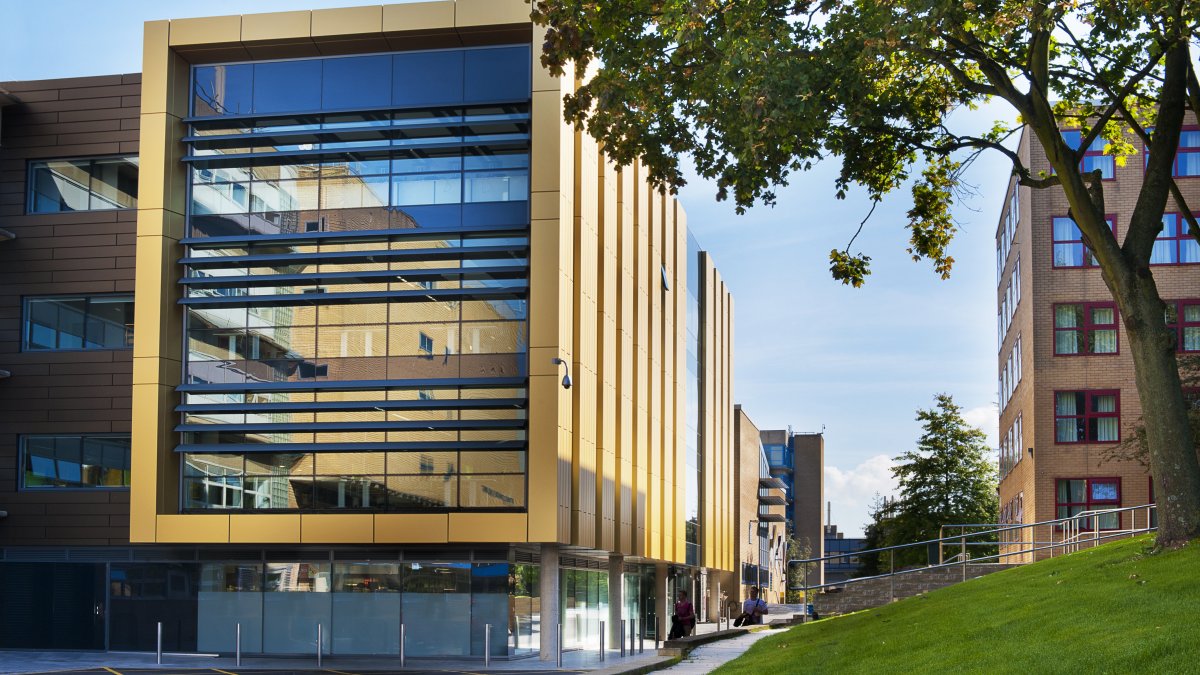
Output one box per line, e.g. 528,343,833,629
655,563,669,639
539,544,560,661
607,554,624,648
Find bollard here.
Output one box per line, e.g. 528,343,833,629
638,618,644,654
485,624,492,668
656,618,661,650
235,623,242,667
317,623,323,667
156,621,162,666
557,623,563,668
599,620,605,661
400,623,406,668
622,618,628,657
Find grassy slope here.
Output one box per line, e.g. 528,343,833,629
713,535,1199,674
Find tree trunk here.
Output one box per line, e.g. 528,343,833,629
1117,276,1200,548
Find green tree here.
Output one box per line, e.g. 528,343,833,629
532,0,1200,547
859,395,999,569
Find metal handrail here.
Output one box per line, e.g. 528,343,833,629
786,503,1156,620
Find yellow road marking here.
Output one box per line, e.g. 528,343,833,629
324,670,360,675
102,668,124,675
212,669,239,675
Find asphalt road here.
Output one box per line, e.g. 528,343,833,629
13,670,584,675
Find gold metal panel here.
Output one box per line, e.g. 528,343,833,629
527,373,562,542
230,514,302,543
140,21,171,116
168,15,242,47
382,1,456,32
136,115,187,215
301,514,374,543
157,514,229,543
375,514,450,543
454,0,532,27
311,6,384,38
448,512,528,542
129,383,172,542
242,10,313,42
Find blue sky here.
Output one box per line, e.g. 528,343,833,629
1,0,1015,536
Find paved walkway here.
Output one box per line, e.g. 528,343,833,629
0,623,771,675
654,630,774,674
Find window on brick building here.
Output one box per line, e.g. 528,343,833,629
1172,130,1200,177
1164,301,1200,352
1061,130,1116,179
1150,214,1200,265
1055,390,1119,443
1056,478,1120,529
1052,216,1115,268
1054,302,1118,355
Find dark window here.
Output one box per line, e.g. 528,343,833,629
22,435,131,489
28,157,138,213
1165,301,1200,352
322,54,392,110
1055,390,1119,443
1056,478,1120,529
418,331,435,356
393,50,464,107
1054,302,1118,355
1060,130,1115,179
1052,216,1114,268
253,60,322,114
24,295,134,351
1151,214,1200,265
464,45,531,103
193,64,253,116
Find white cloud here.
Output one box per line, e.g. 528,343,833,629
823,454,899,538
961,404,1000,448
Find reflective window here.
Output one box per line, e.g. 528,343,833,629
323,55,392,110
1151,214,1200,265
464,46,531,103
193,64,253,116
22,435,131,489
28,157,138,212
393,50,464,107
1053,302,1118,355
253,60,322,115
1052,216,1114,268
24,295,134,351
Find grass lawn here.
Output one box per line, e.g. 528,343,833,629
713,534,1199,674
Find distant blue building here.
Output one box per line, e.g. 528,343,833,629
824,523,867,583
760,428,824,584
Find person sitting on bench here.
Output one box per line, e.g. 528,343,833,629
733,586,768,626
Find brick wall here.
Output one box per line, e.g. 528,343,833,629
0,74,141,546
997,121,1200,549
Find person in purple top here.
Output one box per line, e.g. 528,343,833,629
669,589,696,639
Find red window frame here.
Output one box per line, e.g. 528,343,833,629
1053,302,1118,356
1054,390,1120,444
1150,214,1200,266
1172,128,1200,177
1056,477,1121,530
1165,301,1200,352
1060,130,1116,180
1052,215,1116,268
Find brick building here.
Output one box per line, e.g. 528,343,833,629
995,124,1200,559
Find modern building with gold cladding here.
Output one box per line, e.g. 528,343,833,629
123,0,736,659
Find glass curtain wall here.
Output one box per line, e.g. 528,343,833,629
560,568,608,650
178,45,532,515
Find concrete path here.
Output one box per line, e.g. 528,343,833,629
654,629,774,674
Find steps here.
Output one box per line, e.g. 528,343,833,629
812,563,1021,616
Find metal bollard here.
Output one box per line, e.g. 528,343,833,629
485,624,492,668
400,623,406,668
622,618,628,657
156,621,162,666
656,618,661,650
638,618,643,654
599,620,605,661
235,623,242,667
317,623,323,667
557,623,563,668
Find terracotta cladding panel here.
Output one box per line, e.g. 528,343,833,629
0,75,139,547
1000,122,1200,545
